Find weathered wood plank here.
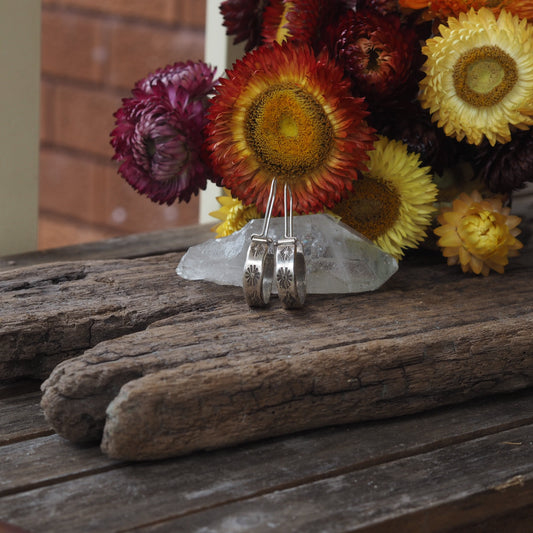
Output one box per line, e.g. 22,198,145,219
0,224,213,272
0,392,52,445
127,424,533,533
0,252,236,381
1,391,532,532
39,255,533,454
4,391,533,493
0,435,120,497
3,390,533,496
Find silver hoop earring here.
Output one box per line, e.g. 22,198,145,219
275,184,306,309
243,179,277,307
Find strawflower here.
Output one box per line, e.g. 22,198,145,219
205,41,376,216
332,136,438,259
261,0,292,44
434,190,523,275
210,190,262,237
380,105,460,174
419,8,533,146
475,128,533,194
262,0,348,51
399,0,533,23
358,0,401,17
329,9,422,109
110,61,219,205
220,0,269,52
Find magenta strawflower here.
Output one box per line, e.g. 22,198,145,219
110,61,220,205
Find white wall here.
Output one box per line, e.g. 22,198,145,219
201,0,244,224
0,2,41,255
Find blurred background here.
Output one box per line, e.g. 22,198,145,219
39,0,207,249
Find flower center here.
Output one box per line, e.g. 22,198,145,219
333,177,401,241
458,208,509,257
453,45,518,107
355,39,383,72
245,83,334,183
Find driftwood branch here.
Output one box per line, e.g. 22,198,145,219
39,254,533,459
100,317,532,460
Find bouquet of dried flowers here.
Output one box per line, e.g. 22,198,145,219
111,0,531,276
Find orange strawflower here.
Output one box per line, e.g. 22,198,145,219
434,190,523,275
399,0,533,22
205,41,376,215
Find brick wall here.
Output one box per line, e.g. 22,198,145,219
40,0,207,248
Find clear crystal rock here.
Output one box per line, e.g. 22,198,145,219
177,214,398,294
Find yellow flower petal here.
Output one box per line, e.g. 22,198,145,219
438,231,462,248
434,190,523,275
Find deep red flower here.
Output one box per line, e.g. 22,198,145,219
110,61,219,205
205,41,376,215
328,9,423,109
475,128,533,195
358,0,401,16
262,0,349,53
220,0,270,52
380,105,461,175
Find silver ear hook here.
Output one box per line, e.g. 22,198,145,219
276,183,306,309
243,179,277,307
283,183,294,239
253,178,277,240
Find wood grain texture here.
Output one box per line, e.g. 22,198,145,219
2,390,532,533
0,434,120,497
0,251,236,381
101,312,532,460
136,424,533,533
36,251,533,457
0,208,532,532
5,390,531,498
0,392,52,445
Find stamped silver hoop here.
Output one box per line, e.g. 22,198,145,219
243,236,274,307
276,238,306,309
243,179,277,308
275,184,306,309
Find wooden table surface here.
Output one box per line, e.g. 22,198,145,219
1,200,532,532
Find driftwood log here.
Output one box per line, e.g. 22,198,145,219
37,246,533,460
0,251,235,381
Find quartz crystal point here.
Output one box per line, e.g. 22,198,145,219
177,214,398,294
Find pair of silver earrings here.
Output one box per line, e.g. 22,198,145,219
243,179,306,309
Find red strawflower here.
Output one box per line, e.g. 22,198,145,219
220,0,270,52
205,41,376,215
261,0,349,52
358,0,401,16
475,128,533,195
110,61,219,205
380,105,461,174
328,9,423,109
